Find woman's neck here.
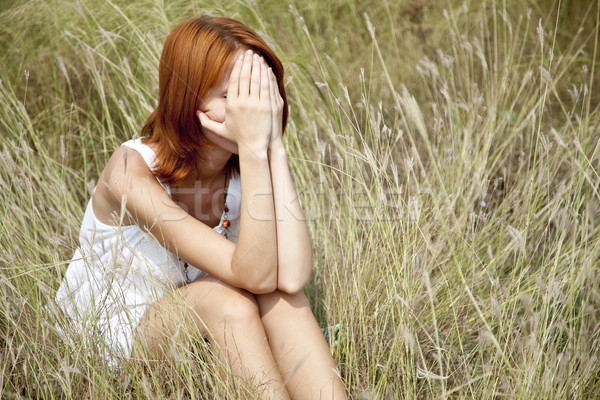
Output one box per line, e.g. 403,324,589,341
189,146,232,186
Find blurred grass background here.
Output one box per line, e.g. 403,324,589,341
1,0,599,398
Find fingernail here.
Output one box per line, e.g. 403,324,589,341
238,54,243,61
246,49,252,56
253,53,259,61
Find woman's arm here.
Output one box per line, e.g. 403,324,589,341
108,147,276,294
106,51,278,294
267,70,313,294
233,143,277,293
197,51,279,292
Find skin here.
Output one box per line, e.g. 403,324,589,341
96,49,347,399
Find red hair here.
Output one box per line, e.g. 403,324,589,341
141,16,288,186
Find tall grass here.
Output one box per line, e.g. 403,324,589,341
1,0,599,398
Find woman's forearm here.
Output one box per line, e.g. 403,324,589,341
232,145,278,293
269,138,313,294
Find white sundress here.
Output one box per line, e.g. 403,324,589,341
55,137,241,362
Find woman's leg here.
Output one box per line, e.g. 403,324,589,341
257,291,347,400
132,276,290,399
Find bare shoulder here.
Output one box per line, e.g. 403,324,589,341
93,141,245,287
92,144,237,282
93,144,160,226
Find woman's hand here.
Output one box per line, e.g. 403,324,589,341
268,68,284,147
198,50,273,154
264,68,313,294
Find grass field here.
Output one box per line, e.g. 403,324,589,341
1,0,599,398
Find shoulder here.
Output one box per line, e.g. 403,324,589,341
109,144,154,177
93,144,160,226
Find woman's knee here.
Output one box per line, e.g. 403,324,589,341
184,278,260,327
218,290,260,324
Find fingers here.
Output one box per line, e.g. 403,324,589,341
250,53,261,98
238,49,253,98
268,68,284,137
227,52,244,100
269,69,284,111
197,111,226,137
236,50,269,100
267,68,275,116
260,60,269,101
268,69,277,106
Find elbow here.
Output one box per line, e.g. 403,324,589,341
278,254,313,295
231,250,278,294
244,263,278,294
278,280,307,295
278,269,312,295
247,279,277,294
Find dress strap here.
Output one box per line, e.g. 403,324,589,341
122,138,158,169
121,137,171,194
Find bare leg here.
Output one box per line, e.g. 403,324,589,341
132,276,290,399
257,291,347,400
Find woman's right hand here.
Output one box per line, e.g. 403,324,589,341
197,50,273,154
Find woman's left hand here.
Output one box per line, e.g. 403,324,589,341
268,68,284,146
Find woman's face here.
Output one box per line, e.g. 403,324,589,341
198,51,243,154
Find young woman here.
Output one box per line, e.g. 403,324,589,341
55,16,347,399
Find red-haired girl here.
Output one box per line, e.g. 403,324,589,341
56,15,347,399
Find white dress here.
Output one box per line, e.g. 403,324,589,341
55,137,241,361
